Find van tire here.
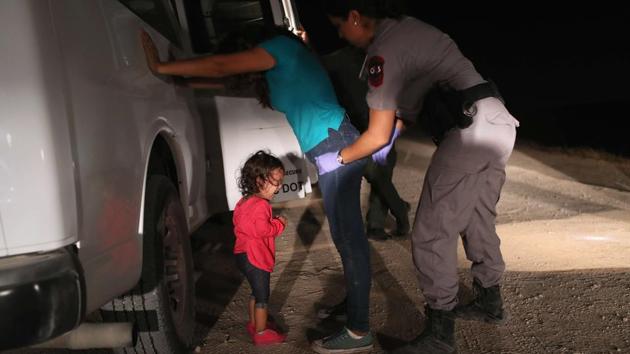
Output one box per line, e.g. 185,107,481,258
102,175,196,353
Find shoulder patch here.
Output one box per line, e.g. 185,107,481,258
367,56,385,87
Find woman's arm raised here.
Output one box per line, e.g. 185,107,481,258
140,30,276,78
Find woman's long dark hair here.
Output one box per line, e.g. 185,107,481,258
323,0,404,19
216,25,305,109
237,150,284,197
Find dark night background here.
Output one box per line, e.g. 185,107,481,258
295,2,630,157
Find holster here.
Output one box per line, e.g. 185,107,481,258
420,80,504,145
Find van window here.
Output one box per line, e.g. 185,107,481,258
187,0,277,53
202,0,265,38
118,0,181,47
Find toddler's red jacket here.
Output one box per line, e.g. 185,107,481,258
233,195,285,272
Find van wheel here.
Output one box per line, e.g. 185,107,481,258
102,175,195,353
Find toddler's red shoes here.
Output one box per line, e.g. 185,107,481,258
245,321,278,337
246,321,278,337
252,328,287,346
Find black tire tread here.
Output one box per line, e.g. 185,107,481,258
100,175,195,353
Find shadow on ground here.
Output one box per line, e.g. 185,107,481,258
190,211,241,346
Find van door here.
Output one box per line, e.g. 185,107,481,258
197,0,317,210
214,96,314,209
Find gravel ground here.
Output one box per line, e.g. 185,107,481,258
189,135,630,354
10,134,630,354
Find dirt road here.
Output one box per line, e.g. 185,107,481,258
10,135,629,354
192,135,630,354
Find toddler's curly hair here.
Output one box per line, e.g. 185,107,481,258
238,150,284,196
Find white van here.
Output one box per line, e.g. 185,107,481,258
0,0,310,352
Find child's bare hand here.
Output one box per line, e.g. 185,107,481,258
277,216,287,227
140,30,160,74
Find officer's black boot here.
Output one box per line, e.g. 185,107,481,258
455,278,507,324
391,306,456,354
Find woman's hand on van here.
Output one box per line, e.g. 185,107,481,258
140,30,161,74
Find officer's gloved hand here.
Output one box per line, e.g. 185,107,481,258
315,151,343,175
372,127,401,165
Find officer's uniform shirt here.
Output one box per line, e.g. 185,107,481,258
368,19,518,313
363,17,485,123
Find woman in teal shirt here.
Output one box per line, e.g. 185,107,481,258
142,28,375,353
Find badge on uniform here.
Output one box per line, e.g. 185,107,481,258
366,56,384,87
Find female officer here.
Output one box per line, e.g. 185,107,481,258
322,1,519,353
141,26,374,353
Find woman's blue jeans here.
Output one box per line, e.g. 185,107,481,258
306,118,370,332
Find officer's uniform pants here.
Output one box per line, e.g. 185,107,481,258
412,97,519,311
